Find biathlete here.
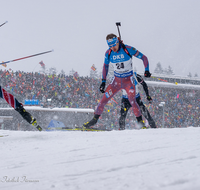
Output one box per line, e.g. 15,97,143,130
83,33,151,129
119,72,157,130
0,86,42,131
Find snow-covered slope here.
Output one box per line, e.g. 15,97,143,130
0,128,200,190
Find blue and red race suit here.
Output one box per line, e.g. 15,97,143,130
95,43,150,117
0,86,21,109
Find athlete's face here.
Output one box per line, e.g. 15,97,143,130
110,42,119,52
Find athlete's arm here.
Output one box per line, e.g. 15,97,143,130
126,45,149,71
102,50,110,81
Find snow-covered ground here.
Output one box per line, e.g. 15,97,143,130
0,127,200,190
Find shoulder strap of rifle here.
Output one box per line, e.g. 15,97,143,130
120,42,132,58
107,49,112,61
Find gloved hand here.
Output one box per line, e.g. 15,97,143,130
99,81,106,93
147,96,153,103
144,71,151,77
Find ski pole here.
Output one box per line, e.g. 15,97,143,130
1,50,54,65
0,21,8,28
116,22,121,40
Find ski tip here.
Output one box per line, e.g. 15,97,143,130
51,49,54,52
36,125,43,131
5,21,8,23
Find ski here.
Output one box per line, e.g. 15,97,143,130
47,127,111,132
0,135,9,137
36,125,42,131
31,119,42,131
46,125,111,132
32,123,42,131
75,127,111,132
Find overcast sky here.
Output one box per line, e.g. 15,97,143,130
0,0,200,77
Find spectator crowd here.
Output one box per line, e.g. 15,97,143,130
0,69,200,129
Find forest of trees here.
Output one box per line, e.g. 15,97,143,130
154,62,174,75
154,62,198,78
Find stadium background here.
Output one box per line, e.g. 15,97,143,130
0,69,199,130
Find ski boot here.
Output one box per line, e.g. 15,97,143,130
139,120,147,129
148,120,157,128
15,104,42,131
30,117,42,131
83,114,100,129
136,116,146,129
119,98,131,130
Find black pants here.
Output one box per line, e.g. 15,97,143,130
119,97,156,129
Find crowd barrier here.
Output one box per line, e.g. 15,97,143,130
0,107,94,131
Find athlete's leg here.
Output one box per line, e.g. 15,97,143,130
95,86,120,115
0,86,42,131
0,86,21,108
136,96,157,128
123,78,145,128
124,85,141,118
119,97,131,130
83,77,121,128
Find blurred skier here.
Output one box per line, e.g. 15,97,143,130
83,33,151,129
119,72,156,130
0,86,42,131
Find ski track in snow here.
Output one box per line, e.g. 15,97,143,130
0,127,200,190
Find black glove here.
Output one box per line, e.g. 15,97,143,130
144,71,151,77
147,96,153,103
99,81,106,93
